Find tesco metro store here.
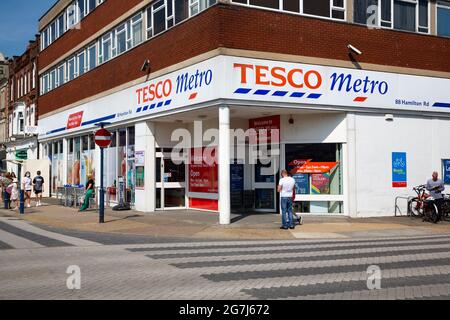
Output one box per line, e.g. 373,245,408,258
38,55,450,223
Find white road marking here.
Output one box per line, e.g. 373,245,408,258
0,217,100,247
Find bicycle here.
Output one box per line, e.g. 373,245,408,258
441,194,450,222
408,185,440,223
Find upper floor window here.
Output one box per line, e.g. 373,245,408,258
39,0,215,96
354,0,429,33
437,0,450,37
232,0,345,20
41,0,106,51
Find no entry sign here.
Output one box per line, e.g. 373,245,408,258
95,128,112,148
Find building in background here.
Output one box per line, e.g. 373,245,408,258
0,52,9,171
6,39,39,177
36,0,450,220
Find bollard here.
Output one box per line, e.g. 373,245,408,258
4,191,9,209
19,189,25,214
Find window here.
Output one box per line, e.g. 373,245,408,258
101,33,112,63
50,69,57,91
38,0,216,93
77,0,86,19
68,57,76,81
88,0,97,12
354,0,429,33
153,1,167,36
18,112,24,133
88,44,97,70
67,3,78,29
285,143,344,214
175,0,189,23
437,0,450,37
131,13,143,46
115,24,127,55
77,51,86,76
57,64,65,87
50,21,57,43
58,13,66,36
354,0,378,24
32,62,36,89
394,0,416,32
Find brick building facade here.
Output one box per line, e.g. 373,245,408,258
36,0,450,221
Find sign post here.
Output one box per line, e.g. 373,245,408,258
94,123,112,223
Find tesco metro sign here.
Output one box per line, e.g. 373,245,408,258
232,62,390,100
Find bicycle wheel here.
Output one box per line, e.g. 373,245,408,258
441,200,450,221
408,198,422,218
426,203,440,224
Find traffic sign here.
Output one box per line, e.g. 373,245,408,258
94,128,112,148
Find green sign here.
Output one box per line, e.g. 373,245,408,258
16,149,28,160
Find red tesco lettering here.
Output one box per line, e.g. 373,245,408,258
136,79,172,104
234,63,322,90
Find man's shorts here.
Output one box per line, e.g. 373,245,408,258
34,189,42,195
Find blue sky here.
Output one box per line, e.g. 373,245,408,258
0,0,56,58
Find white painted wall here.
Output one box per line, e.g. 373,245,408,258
354,114,450,217
281,113,347,144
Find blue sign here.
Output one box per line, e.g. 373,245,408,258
392,152,407,188
293,173,310,194
443,160,450,184
230,164,244,191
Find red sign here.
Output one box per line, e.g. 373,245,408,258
67,111,84,129
189,148,218,194
291,160,339,174
94,128,112,148
249,115,280,144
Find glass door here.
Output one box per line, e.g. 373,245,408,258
156,149,186,210
252,157,278,212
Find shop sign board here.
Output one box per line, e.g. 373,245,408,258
227,56,450,114
248,115,280,144
443,159,450,185
392,152,407,188
290,160,339,174
15,149,28,160
39,55,450,140
188,148,218,194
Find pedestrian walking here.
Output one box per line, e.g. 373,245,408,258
278,169,296,230
9,178,19,210
22,172,32,208
33,171,45,207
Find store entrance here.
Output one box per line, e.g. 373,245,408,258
156,149,186,210
252,157,278,212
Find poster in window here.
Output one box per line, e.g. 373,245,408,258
311,173,331,194
189,147,218,194
293,173,310,195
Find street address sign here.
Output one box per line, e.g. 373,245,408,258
94,128,112,148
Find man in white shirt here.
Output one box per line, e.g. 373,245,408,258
278,170,296,230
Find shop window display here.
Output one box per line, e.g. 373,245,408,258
103,127,136,205
285,143,343,214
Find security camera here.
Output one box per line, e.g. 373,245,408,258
347,44,362,55
141,59,150,72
